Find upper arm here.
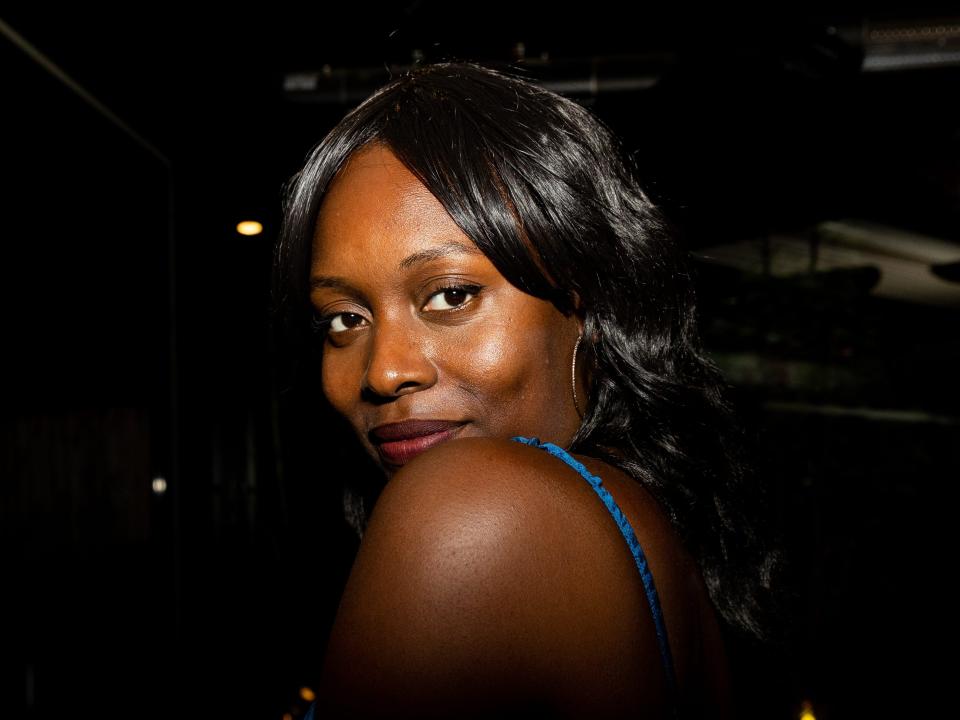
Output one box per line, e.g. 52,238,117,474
317,437,674,717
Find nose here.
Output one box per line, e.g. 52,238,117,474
361,316,437,401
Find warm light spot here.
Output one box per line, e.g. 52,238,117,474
799,699,816,720
151,477,167,495
282,714,292,720
299,687,316,703
236,220,263,236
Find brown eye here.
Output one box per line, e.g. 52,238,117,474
423,285,479,311
329,312,367,333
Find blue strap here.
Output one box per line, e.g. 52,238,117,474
512,435,680,703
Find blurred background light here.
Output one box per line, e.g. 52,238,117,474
236,220,263,236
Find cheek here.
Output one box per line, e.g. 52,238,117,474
465,327,513,381
454,318,566,406
320,349,360,414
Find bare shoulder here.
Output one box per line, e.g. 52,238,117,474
366,435,578,521
318,436,707,717
366,435,621,534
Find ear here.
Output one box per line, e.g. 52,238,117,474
569,291,586,336
570,291,599,343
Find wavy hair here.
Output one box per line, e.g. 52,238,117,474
273,61,785,644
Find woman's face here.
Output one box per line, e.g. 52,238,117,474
310,143,584,475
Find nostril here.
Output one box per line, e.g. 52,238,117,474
360,386,397,405
360,379,425,404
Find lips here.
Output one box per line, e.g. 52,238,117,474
369,419,466,467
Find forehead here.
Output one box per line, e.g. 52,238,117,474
312,143,472,265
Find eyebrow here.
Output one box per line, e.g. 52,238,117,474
396,241,482,270
309,241,482,292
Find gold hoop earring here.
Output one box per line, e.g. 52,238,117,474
571,334,583,419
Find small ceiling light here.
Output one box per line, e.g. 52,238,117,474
299,687,316,702
152,477,167,495
236,220,263,236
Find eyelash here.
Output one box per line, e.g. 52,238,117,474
311,283,482,336
422,282,482,312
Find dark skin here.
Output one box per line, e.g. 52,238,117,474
309,143,732,717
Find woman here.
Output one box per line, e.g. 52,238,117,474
274,61,782,717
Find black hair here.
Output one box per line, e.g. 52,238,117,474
273,61,786,645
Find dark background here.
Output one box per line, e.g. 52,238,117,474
2,4,958,718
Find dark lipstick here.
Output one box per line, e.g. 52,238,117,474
369,420,466,466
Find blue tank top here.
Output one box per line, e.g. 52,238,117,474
304,436,680,718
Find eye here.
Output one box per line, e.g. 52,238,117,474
314,311,367,335
423,285,479,312
329,312,367,333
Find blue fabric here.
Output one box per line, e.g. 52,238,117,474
512,435,680,704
